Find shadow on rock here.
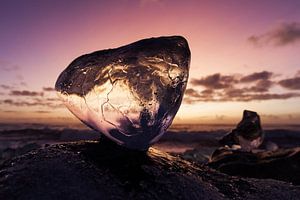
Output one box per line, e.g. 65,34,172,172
209,147,300,185
1,138,300,200
68,137,155,190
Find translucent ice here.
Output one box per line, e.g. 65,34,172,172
55,36,190,150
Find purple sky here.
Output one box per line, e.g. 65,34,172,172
0,0,300,124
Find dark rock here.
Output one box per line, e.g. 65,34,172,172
0,139,299,200
219,110,264,151
262,141,279,151
209,147,300,185
176,148,210,164
0,143,42,165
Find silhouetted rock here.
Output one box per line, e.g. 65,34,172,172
0,139,299,200
209,147,300,185
219,110,264,151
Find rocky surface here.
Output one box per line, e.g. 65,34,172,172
219,110,264,151
0,139,299,200
209,147,300,185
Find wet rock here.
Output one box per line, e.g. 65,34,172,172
209,147,300,185
0,139,299,200
263,141,279,151
176,148,210,164
219,110,264,151
0,143,42,165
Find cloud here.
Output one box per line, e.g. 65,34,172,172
183,88,216,104
215,115,226,120
278,77,300,90
191,73,237,89
240,71,273,82
46,98,60,102
184,70,300,103
0,87,63,110
0,110,52,114
191,71,273,90
183,97,196,104
1,98,63,108
261,114,280,120
233,93,300,101
1,110,17,113
221,87,300,102
248,22,300,46
20,81,27,86
184,90,300,103
185,88,201,97
9,90,44,97
2,99,39,107
0,59,20,71
224,88,245,98
248,79,274,92
0,84,12,90
43,87,55,92
34,110,52,114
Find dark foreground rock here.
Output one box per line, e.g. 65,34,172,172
209,147,300,185
0,139,299,200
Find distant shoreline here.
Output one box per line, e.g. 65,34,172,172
0,122,300,131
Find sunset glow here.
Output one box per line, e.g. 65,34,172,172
1,0,300,125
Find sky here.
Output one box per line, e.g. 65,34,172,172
0,0,300,125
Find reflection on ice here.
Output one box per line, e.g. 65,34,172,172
55,36,191,150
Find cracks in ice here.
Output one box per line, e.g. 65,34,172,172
100,66,139,137
55,36,190,150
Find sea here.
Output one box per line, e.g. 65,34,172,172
0,122,299,132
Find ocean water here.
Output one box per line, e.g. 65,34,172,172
0,122,88,131
170,123,300,132
0,122,299,132
0,122,300,154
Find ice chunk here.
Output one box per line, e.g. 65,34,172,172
55,36,190,150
